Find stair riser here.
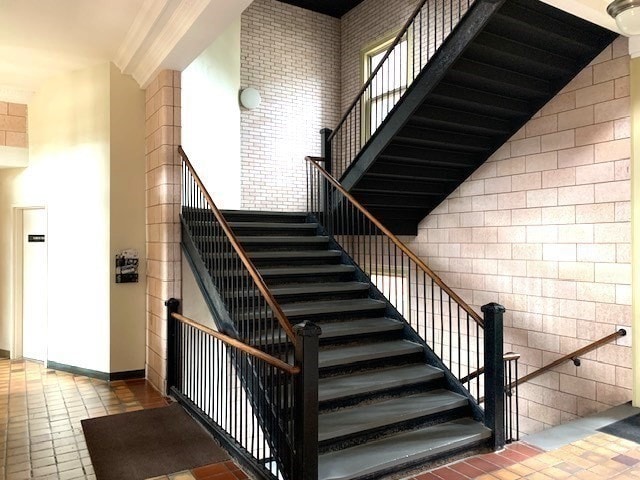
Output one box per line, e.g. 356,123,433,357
320,352,425,377
221,213,308,223
248,256,342,267
238,242,330,252
237,307,387,326
190,225,317,237
319,378,447,412
319,406,472,454
262,272,356,285
224,289,370,304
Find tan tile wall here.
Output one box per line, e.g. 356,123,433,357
403,37,632,435
144,70,182,392
240,0,341,211
0,102,28,148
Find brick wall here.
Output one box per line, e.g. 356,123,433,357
340,0,419,112
240,0,340,211
403,37,632,434
145,70,182,392
0,102,28,148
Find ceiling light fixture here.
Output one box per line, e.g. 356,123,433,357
607,0,640,36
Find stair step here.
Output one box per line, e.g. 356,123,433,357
228,222,318,236
318,418,491,480
248,250,342,265
319,364,443,403
429,83,531,118
227,281,370,300
220,210,307,223
252,317,404,345
257,264,355,278
319,340,422,369
236,236,330,249
319,390,468,442
278,299,386,318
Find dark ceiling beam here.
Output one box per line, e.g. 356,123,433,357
275,0,366,18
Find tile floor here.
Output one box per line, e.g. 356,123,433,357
3,358,640,480
0,359,243,480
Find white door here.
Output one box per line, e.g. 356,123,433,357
22,208,47,361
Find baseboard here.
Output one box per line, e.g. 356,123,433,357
0,349,10,359
109,369,146,381
47,361,145,382
47,360,110,381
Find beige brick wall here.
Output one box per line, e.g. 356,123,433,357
240,0,340,211
341,0,419,112
0,101,28,148
403,37,632,434
145,70,182,392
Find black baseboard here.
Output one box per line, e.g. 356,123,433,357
109,369,146,381
47,361,145,382
0,349,10,359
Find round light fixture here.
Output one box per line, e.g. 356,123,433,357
607,0,640,36
240,87,261,110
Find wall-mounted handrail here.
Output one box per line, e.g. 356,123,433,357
306,156,483,326
171,312,300,375
178,146,296,343
460,352,520,384
509,329,626,390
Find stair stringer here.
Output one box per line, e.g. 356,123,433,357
311,215,486,425
340,0,507,191
180,215,296,480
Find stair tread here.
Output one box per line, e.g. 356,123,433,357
248,250,342,259
228,222,317,229
252,317,404,345
319,389,468,442
318,418,491,480
237,236,329,243
221,210,307,216
228,281,369,298
280,299,386,317
319,340,422,369
319,364,443,403
258,265,355,276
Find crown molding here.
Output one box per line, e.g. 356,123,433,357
131,0,211,87
115,0,171,73
630,36,640,58
0,85,35,104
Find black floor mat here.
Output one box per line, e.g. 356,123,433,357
598,412,640,443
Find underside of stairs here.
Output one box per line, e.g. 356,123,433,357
183,209,491,480
339,0,618,235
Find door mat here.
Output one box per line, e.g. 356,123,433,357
598,412,640,444
81,403,228,480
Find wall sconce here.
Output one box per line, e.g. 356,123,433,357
239,87,261,110
607,0,640,36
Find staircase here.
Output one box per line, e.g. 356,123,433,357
332,0,618,235
189,209,492,480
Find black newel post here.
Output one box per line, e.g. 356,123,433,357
293,321,321,480
165,298,180,391
482,302,506,451
320,128,333,176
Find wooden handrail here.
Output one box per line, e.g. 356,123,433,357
328,0,429,142
172,312,300,376
460,352,520,384
306,156,484,326
509,329,626,389
179,146,296,343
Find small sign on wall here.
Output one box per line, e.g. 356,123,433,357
28,234,45,242
116,249,139,283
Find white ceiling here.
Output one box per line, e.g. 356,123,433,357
0,0,252,102
0,0,146,98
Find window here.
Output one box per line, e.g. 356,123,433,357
363,35,410,139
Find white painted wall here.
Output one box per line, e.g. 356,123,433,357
25,62,112,372
182,19,241,209
109,63,147,373
0,62,147,374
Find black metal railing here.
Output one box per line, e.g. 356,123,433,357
306,156,509,448
166,302,321,480
179,146,295,349
462,352,520,444
176,147,321,480
328,0,475,178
